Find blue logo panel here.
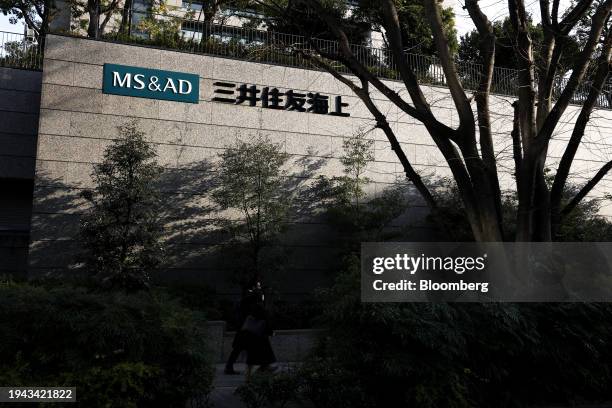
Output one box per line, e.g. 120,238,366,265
102,63,199,103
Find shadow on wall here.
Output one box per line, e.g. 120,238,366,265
27,136,335,296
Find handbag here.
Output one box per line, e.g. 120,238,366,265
241,314,267,337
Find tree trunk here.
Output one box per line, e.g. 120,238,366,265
119,0,134,35
87,2,100,39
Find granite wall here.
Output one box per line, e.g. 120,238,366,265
29,34,612,295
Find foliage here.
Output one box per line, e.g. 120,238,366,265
457,17,580,74
234,358,370,408
212,136,291,281
290,259,612,408
254,0,370,43
134,3,195,47
235,371,299,408
0,0,54,38
80,122,164,290
0,282,214,407
554,186,612,241
156,282,224,320
316,130,407,247
68,0,123,37
354,0,458,55
297,357,371,408
428,177,612,242
0,39,41,69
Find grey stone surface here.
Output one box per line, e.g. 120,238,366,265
27,35,612,293
0,67,41,179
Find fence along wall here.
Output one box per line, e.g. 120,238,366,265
30,35,612,295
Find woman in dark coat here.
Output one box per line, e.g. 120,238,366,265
242,302,276,378
224,278,263,375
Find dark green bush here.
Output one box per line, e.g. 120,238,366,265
428,177,612,242
0,283,213,407
300,258,612,408
235,371,301,408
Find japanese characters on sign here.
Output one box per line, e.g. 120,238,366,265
212,82,350,117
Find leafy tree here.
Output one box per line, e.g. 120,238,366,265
457,16,580,75
428,176,612,242
80,122,164,290
0,283,214,407
0,39,41,68
354,0,458,54
333,130,375,211
257,0,612,242
250,0,370,43
67,0,122,38
212,136,291,282
317,130,406,246
133,1,193,46
0,0,55,46
304,262,612,407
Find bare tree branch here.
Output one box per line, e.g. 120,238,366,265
537,0,557,128
508,0,538,147
537,0,594,128
561,160,612,219
379,0,433,116
551,30,612,228
559,0,594,33
422,0,475,139
300,50,438,211
536,0,612,149
552,0,561,25
511,100,523,192
465,0,503,227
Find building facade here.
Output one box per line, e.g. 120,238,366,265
0,67,41,277
2,34,612,295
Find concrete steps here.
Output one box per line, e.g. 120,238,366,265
210,363,299,408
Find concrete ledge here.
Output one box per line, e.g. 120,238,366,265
204,320,321,363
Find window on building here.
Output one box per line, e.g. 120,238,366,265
182,0,203,10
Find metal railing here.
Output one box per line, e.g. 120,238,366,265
3,10,612,109
111,10,521,96
0,31,43,70
101,10,611,109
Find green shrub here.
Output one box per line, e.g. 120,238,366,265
0,283,213,407
428,177,612,242
298,260,612,408
298,358,370,408
235,371,300,408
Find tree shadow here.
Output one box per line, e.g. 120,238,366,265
26,137,334,301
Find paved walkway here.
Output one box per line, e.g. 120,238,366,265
209,363,297,408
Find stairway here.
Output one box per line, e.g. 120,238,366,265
209,363,298,408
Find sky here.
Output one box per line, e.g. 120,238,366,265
1,14,24,34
